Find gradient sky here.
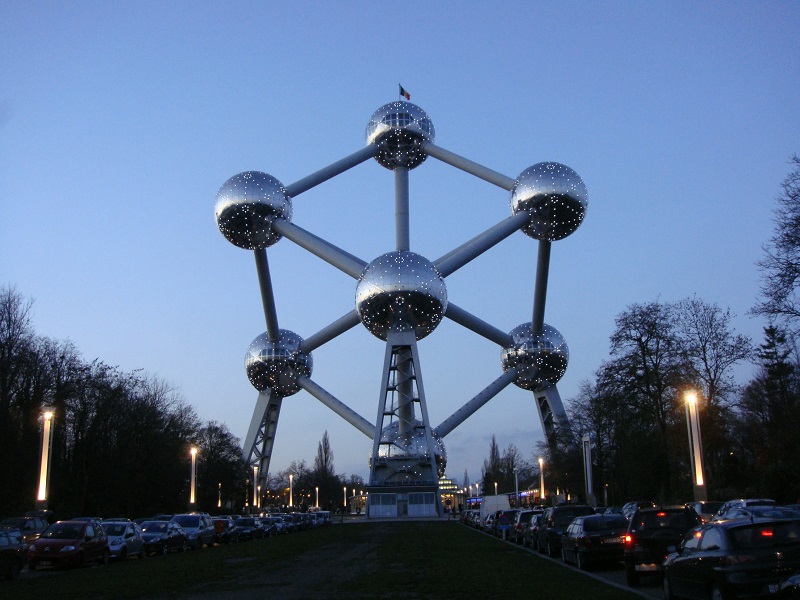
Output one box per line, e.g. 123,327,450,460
2,2,798,489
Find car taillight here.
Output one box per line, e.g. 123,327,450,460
624,534,634,545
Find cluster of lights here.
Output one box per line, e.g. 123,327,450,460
355,251,447,341
501,323,569,391
365,101,435,170
510,162,588,241
244,330,312,396
214,171,292,249
374,420,447,477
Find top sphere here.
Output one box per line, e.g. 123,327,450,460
215,171,292,250
355,251,447,341
365,101,435,170
510,162,588,241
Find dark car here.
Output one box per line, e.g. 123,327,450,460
663,517,800,600
233,517,262,541
560,513,629,570
622,500,657,521
140,521,188,555
212,517,240,544
685,501,724,523
0,516,49,546
27,520,109,570
171,513,215,549
0,528,27,580
712,499,776,522
511,509,536,544
523,513,543,549
624,506,701,586
537,505,596,557
718,505,800,522
494,509,519,539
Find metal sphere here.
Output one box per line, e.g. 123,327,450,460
501,323,569,391
355,251,447,341
510,162,588,241
365,101,435,170
215,171,292,250
376,420,447,477
244,329,312,396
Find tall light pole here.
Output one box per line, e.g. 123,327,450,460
494,482,498,496
315,486,319,508
289,474,294,507
513,467,519,507
37,408,54,507
218,482,222,508
253,465,258,512
190,447,198,506
685,391,707,501
538,457,545,504
343,486,347,509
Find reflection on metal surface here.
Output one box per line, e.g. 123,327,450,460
373,420,447,478
215,171,292,249
510,162,587,241
501,323,568,391
365,101,435,170
356,251,447,341
245,330,312,396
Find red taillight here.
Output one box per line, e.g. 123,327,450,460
761,529,774,538
624,534,633,545
657,512,667,517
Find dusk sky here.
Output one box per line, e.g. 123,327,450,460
2,2,798,488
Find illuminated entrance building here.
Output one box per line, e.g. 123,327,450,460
215,99,588,518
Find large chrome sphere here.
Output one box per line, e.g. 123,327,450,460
215,171,292,249
376,420,447,477
510,162,587,241
244,329,312,396
501,323,568,391
355,251,447,341
365,101,435,170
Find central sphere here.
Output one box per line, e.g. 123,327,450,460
375,420,447,478
355,251,447,341
365,101,435,170
244,329,312,396
501,323,569,391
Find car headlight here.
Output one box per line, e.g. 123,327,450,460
60,545,77,552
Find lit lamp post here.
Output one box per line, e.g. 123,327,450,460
218,482,222,508
253,466,258,512
538,457,545,504
343,486,347,509
513,467,519,507
37,408,55,507
494,482,498,496
685,391,707,501
289,474,294,507
315,486,319,508
190,447,198,506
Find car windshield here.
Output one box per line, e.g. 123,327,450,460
104,523,127,536
141,522,167,533
747,507,800,519
173,515,200,527
584,515,628,532
730,522,800,549
41,523,83,539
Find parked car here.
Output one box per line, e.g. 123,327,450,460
663,517,800,600
0,516,49,545
523,513,543,549
0,528,27,580
102,520,145,560
719,505,800,522
511,509,536,544
258,517,278,537
712,499,776,522
624,505,701,586
685,500,724,523
212,517,240,544
27,520,109,570
495,509,519,539
560,513,629,570
233,517,262,540
537,505,596,557
171,513,215,549
140,521,188,555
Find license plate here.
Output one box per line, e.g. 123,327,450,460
38,560,51,566
636,563,659,572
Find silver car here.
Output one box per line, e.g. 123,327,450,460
102,520,145,560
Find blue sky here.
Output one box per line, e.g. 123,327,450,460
2,2,798,488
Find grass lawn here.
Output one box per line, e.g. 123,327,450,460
10,521,643,599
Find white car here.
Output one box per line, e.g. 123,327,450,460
102,520,145,560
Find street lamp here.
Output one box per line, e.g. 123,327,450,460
685,391,707,501
538,457,545,504
513,467,519,507
343,486,347,509
315,486,319,508
190,447,198,505
289,474,294,507
494,482,498,496
37,408,55,506
218,482,222,508
253,465,258,512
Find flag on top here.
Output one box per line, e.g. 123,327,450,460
399,84,411,100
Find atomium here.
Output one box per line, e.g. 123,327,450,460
244,329,312,396
373,420,447,478
365,101,435,170
215,171,292,249
355,251,447,341
510,162,588,241
500,323,569,391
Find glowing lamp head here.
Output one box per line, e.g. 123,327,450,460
191,447,198,456
686,391,697,405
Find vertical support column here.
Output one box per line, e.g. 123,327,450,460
531,240,551,335
395,167,410,251
254,249,280,341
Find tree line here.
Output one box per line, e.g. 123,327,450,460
480,156,800,506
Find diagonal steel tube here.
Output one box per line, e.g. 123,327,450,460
254,249,280,341
284,145,379,198
434,369,518,438
424,142,516,190
300,310,361,353
273,219,367,279
444,303,512,347
531,240,551,335
298,376,375,438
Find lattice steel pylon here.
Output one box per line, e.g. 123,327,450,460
215,99,588,518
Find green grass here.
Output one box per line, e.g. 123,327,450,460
10,522,643,599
